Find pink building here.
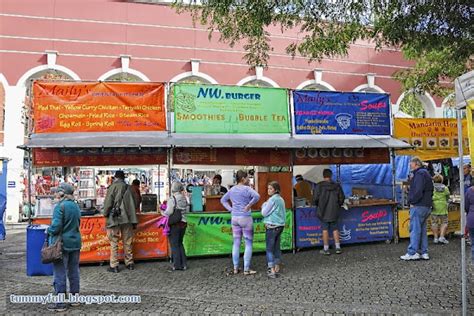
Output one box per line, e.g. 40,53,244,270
0,0,451,222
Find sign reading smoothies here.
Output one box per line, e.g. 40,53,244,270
33,82,166,133
293,91,391,135
173,84,290,133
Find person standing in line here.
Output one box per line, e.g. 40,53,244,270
221,170,260,275
162,182,189,271
313,169,345,255
103,170,138,273
261,181,286,279
401,157,434,261
464,186,474,262
431,174,450,245
47,183,81,312
131,179,142,213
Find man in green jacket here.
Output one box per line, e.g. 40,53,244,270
103,171,138,273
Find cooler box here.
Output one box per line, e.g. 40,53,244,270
26,224,53,276
142,194,157,212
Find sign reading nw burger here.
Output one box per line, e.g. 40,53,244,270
173,84,290,133
33,82,166,133
292,90,391,135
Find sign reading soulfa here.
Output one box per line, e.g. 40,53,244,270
173,84,290,133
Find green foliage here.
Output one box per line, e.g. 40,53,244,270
174,0,473,95
399,93,425,118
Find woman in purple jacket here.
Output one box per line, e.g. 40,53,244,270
465,186,474,262
221,170,260,275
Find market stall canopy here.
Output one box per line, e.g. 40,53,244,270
24,132,171,148
169,134,411,149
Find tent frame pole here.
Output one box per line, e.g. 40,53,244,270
390,148,399,244
456,110,467,316
27,148,32,225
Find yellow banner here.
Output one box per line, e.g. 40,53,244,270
398,208,461,238
466,100,474,164
394,118,469,160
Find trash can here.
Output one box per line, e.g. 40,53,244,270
26,224,53,276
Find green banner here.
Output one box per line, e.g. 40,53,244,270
173,84,290,133
184,210,294,257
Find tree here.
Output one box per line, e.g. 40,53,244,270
175,0,472,96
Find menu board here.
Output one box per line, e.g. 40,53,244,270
172,148,291,165
293,148,390,165
293,91,391,135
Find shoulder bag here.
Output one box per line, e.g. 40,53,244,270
41,203,65,264
111,185,128,218
168,196,183,226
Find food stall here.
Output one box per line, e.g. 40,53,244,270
394,118,470,238
290,90,409,248
26,81,170,263
171,83,296,257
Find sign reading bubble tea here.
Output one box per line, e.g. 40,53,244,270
293,90,391,135
173,84,290,133
33,82,166,133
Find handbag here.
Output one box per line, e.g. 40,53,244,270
41,204,65,264
168,196,183,226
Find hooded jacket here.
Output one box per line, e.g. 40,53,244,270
313,180,345,222
103,179,138,228
432,183,449,216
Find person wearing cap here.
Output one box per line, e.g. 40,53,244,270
294,175,313,205
162,181,189,271
103,170,138,273
46,183,81,312
400,157,434,261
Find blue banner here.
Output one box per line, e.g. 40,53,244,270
295,205,394,248
293,91,391,135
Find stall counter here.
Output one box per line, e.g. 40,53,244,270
32,213,168,263
295,202,396,249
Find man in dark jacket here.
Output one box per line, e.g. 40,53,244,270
401,157,434,261
313,169,345,255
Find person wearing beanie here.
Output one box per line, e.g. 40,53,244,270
103,170,138,273
47,182,81,312
162,181,189,271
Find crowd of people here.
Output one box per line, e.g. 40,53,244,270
44,160,474,311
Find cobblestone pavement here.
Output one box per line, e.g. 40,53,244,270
0,224,472,315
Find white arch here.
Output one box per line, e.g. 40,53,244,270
17,64,80,87
394,90,439,118
236,76,279,87
169,71,218,84
352,83,386,93
441,93,455,107
295,79,336,91
0,74,10,87
98,68,150,82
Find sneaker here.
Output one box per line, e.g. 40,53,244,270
47,303,68,312
434,238,439,244
335,248,342,255
439,237,449,245
400,253,421,261
267,271,278,279
69,302,81,307
320,249,331,256
421,253,430,260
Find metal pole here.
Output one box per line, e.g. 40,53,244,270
456,110,467,316
27,149,32,225
390,148,399,244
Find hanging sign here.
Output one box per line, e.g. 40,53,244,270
33,82,166,133
293,91,391,135
173,84,290,133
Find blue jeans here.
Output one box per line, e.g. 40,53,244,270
53,250,80,295
266,226,284,268
469,228,474,263
231,216,254,271
407,206,431,255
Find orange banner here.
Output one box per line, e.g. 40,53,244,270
33,82,166,133
33,213,168,263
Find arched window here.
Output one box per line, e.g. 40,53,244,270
399,93,426,118
24,70,73,136
104,72,144,82
175,75,213,84
299,83,333,91
242,79,274,88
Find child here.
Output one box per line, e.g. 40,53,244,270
431,174,450,244
261,181,286,278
